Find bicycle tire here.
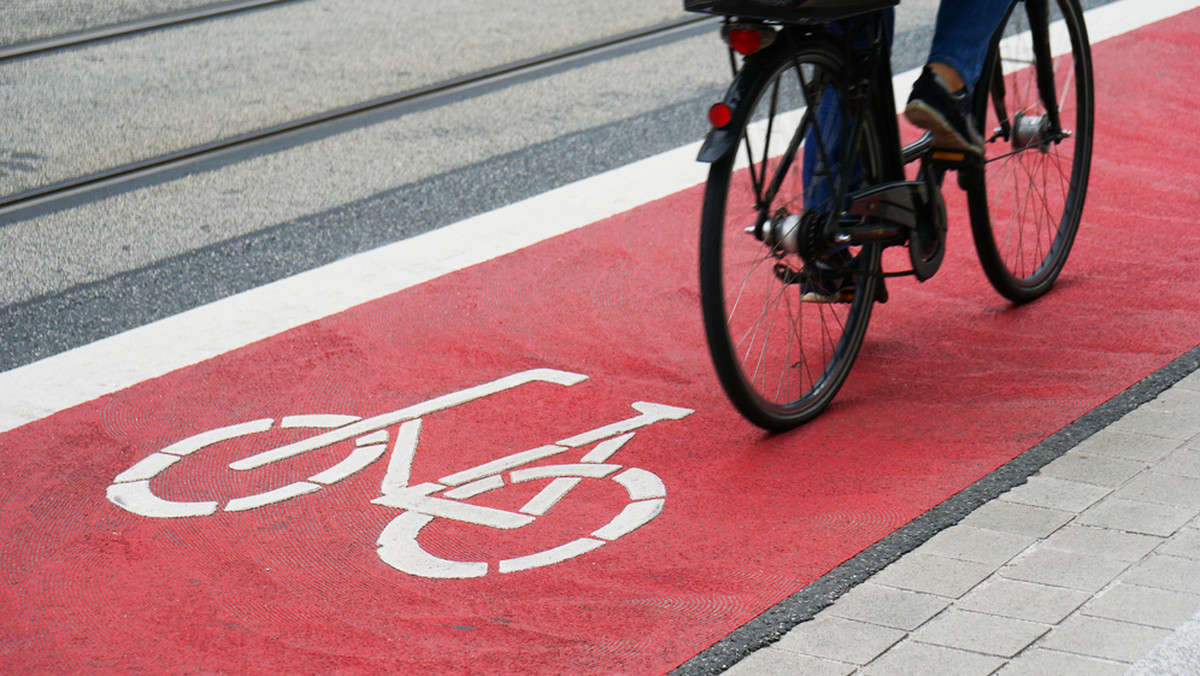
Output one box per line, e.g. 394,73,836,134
967,0,1094,303
699,38,884,431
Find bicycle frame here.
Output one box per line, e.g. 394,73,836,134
699,0,1072,283
699,12,951,280
692,0,1091,429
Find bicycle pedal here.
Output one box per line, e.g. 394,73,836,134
929,149,984,171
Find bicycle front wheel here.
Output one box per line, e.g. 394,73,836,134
699,41,884,431
968,0,1094,302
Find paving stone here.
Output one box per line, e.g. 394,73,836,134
1040,525,1162,562
825,582,950,631
999,548,1131,593
1154,448,1200,480
999,476,1111,513
1142,387,1200,413
1177,370,1200,393
909,608,1049,658
858,640,1005,676
772,616,905,665
1073,430,1182,463
1082,582,1200,629
1156,527,1200,560
869,552,994,598
1038,615,1170,663
914,525,1035,567
1037,452,1147,487
956,578,1089,624
1120,555,1200,594
957,501,1073,539
996,648,1128,676
1111,472,1200,510
1075,497,1195,537
722,647,855,676
1125,610,1200,676
1108,405,1200,441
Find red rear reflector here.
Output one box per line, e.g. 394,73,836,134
728,28,762,55
708,103,733,128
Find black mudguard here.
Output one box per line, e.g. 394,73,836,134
695,33,844,164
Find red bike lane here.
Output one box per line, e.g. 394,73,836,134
2,9,1199,674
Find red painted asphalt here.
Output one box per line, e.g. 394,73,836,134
2,9,1199,674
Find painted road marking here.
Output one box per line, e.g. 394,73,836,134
106,368,694,578
107,369,585,517
228,368,587,470
370,397,691,578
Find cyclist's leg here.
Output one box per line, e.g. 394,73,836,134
799,13,892,303
926,0,1013,93
801,10,894,210
907,0,1012,153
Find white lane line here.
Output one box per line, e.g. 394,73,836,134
0,0,1195,434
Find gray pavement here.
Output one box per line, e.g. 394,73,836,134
0,0,688,198
0,30,726,306
723,362,1200,675
0,0,218,45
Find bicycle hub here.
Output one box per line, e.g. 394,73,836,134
760,213,802,254
1012,113,1051,153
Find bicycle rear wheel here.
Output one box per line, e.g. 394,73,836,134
699,41,884,431
968,0,1094,302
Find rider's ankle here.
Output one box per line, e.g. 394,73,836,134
927,62,965,94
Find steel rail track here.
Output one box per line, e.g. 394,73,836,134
0,0,298,62
0,15,714,220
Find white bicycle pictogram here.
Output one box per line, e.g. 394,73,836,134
106,369,693,578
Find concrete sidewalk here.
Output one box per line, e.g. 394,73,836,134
723,359,1200,675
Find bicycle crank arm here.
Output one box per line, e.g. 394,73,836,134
842,180,929,240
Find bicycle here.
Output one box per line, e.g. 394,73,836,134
685,0,1093,430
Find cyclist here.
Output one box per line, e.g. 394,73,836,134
801,0,1014,302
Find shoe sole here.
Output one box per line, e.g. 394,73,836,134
904,101,984,155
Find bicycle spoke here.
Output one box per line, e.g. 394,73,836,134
762,77,780,191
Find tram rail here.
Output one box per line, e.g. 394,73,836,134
0,0,298,61
0,15,713,221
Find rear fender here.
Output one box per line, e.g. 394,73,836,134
696,33,844,164
696,50,775,163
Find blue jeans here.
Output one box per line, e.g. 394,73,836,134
928,0,1014,94
802,14,892,213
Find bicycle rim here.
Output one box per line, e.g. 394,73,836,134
699,45,882,431
970,0,1094,302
